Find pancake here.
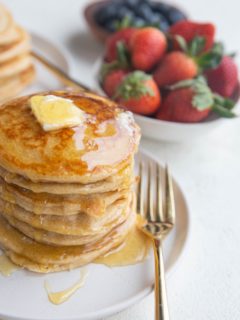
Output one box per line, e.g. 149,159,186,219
0,54,32,78
0,161,134,195
0,65,35,103
0,196,130,236
0,209,136,272
0,27,30,63
0,4,14,35
0,25,21,45
0,197,132,246
0,177,129,217
0,90,140,273
0,91,140,183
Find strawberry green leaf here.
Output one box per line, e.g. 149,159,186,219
174,35,188,53
168,79,195,90
116,41,130,68
197,42,224,71
114,16,132,30
168,77,213,110
212,104,236,118
168,76,207,90
99,41,130,82
114,71,154,100
100,61,120,82
213,94,235,110
192,83,214,110
188,36,206,56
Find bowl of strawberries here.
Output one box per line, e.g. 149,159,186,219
95,19,239,142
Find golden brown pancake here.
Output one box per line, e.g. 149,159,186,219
0,90,140,273
0,196,132,246
0,209,136,272
0,4,14,36
0,177,129,217
0,91,140,183
0,161,134,195
0,27,30,63
0,196,130,236
0,5,35,102
0,65,35,103
0,24,21,45
0,54,32,78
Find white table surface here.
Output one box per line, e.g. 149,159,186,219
6,0,240,319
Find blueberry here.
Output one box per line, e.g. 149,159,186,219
122,0,143,8
146,13,161,24
116,7,134,20
95,4,119,25
151,2,173,15
167,9,187,24
135,3,153,20
159,19,170,32
104,19,118,32
132,16,146,27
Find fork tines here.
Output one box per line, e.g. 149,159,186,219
137,159,175,233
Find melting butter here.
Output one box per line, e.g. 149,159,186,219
30,95,85,131
44,268,88,305
95,217,151,267
0,254,19,277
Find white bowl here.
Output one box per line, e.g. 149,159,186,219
133,113,229,142
92,59,239,142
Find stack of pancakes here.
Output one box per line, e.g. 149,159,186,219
0,91,140,273
0,4,35,103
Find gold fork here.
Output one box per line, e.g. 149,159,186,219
31,51,91,92
137,161,175,320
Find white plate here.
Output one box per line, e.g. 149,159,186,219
92,59,239,142
0,149,189,320
22,32,70,95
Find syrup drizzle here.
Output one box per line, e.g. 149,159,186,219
44,268,88,305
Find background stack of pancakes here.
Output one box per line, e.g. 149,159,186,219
0,4,35,103
0,91,140,273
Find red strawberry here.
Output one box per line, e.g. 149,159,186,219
205,56,238,97
153,52,198,88
157,88,211,123
129,27,167,71
102,69,128,97
115,71,161,115
105,28,136,62
169,20,215,53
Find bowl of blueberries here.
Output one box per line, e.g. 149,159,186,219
84,0,188,42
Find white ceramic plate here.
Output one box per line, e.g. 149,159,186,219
0,149,189,320
92,59,239,142
22,32,70,96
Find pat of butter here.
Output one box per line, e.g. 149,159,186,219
30,95,84,131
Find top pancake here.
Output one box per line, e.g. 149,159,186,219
0,91,140,183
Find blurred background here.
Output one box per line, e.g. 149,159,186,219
7,0,239,87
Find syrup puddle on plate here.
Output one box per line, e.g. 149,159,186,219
0,217,151,305
95,216,152,267
44,268,88,305
0,254,19,277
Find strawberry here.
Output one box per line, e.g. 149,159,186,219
205,56,238,97
115,71,161,115
157,87,211,122
156,77,236,122
105,28,136,62
169,20,215,53
129,27,167,71
153,39,224,88
153,52,198,87
102,69,128,97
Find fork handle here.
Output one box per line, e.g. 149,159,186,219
31,51,92,92
153,239,170,320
